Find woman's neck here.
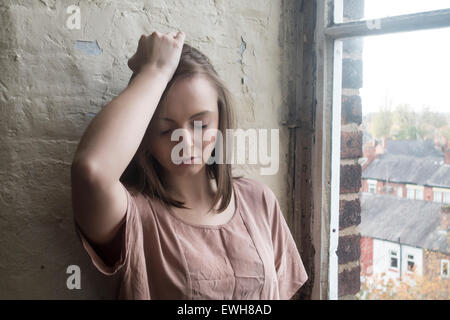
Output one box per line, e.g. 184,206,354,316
163,168,217,208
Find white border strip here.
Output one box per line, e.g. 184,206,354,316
328,37,343,300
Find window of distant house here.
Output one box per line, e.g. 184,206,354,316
397,187,403,198
441,260,449,278
433,191,443,203
415,189,424,200
389,250,398,269
443,192,450,204
368,180,377,194
406,188,415,200
407,254,415,272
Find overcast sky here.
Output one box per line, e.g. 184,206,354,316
358,0,450,115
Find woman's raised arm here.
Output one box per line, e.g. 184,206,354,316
70,31,184,250
72,31,185,184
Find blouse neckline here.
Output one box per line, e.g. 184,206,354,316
163,182,240,230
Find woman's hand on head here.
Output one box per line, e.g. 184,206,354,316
128,30,185,80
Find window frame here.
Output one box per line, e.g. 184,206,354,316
407,254,415,273
367,179,377,194
316,0,450,299
415,189,424,201
397,186,403,198
389,249,399,270
443,192,450,204
441,260,449,278
406,187,415,200
433,190,443,203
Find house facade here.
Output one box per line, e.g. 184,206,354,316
361,139,450,203
359,192,449,297
361,236,423,282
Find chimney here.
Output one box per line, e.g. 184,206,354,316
363,144,376,170
441,205,450,231
375,137,386,155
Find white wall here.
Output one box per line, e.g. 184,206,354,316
372,238,423,285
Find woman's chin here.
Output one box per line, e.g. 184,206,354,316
169,163,205,175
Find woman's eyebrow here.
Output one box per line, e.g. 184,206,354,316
159,110,212,122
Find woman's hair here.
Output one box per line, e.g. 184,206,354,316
120,42,242,213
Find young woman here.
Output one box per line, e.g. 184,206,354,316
71,30,307,300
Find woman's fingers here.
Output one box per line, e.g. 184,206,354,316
166,31,178,38
174,31,184,40
127,30,186,74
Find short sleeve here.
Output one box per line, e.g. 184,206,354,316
73,183,140,276
266,188,308,300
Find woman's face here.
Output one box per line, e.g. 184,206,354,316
146,75,220,177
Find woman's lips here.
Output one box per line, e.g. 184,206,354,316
179,156,201,165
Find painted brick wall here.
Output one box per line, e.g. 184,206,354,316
0,0,291,299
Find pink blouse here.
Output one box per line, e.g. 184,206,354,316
74,176,308,299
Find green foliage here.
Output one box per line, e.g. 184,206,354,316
391,104,423,140
367,104,449,141
369,106,392,139
439,126,450,140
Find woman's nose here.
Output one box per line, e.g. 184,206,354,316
179,128,193,145
178,128,201,155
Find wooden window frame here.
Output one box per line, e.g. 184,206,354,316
312,0,450,299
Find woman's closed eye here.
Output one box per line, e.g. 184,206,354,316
160,124,208,135
194,123,208,130
161,129,173,135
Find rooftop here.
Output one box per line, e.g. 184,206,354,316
360,193,448,254
362,139,450,188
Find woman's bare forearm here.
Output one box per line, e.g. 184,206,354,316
72,65,171,185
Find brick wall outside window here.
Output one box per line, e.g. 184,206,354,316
338,0,364,299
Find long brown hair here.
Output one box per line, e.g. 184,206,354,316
120,42,242,213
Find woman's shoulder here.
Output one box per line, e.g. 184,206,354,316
233,176,277,202
232,176,281,227
121,184,156,213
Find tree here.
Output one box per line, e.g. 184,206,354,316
419,106,448,140
438,125,450,141
366,104,449,141
392,104,424,140
369,106,393,139
358,268,450,300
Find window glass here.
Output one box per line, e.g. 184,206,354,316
390,250,398,269
433,191,442,203
444,192,450,204
415,189,424,200
406,188,415,200
354,25,450,299
407,255,415,272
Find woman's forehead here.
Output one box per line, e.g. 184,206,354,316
158,77,219,120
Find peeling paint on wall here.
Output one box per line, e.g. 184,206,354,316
238,35,247,63
74,40,102,56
